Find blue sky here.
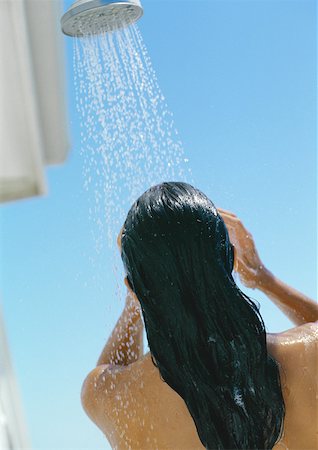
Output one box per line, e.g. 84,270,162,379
1,0,316,449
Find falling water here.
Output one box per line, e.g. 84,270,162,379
73,23,194,449
73,23,193,251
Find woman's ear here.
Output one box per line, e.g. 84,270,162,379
124,277,140,306
124,276,134,292
124,276,130,289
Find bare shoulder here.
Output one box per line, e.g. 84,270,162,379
81,354,153,427
268,322,318,450
266,320,318,365
81,364,127,421
267,320,318,346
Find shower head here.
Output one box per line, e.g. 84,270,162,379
61,0,143,37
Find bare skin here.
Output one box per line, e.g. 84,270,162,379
81,211,318,450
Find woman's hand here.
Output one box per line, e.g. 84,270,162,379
117,226,142,316
124,276,142,322
117,226,123,252
218,208,267,289
125,287,140,309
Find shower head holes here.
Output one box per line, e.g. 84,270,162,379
61,0,143,37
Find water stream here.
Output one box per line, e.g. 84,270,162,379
73,24,193,250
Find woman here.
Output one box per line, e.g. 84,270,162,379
81,182,317,450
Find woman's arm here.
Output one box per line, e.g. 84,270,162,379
218,208,318,326
96,228,144,367
96,290,144,366
256,267,317,326
81,288,143,428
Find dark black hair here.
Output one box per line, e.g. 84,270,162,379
121,181,285,449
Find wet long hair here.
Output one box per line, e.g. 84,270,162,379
121,182,285,450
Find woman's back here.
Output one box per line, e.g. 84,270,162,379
267,322,318,450
81,192,318,449
90,321,317,450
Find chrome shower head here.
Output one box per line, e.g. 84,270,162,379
61,0,143,37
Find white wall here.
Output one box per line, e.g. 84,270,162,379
0,0,69,203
